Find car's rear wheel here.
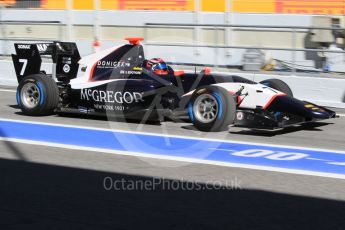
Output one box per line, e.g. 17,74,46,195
260,79,293,97
17,74,59,116
188,86,236,132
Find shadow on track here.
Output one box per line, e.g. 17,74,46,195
8,105,19,109
0,130,28,161
228,122,332,137
182,122,332,136
8,103,336,136
0,158,344,229
11,109,161,126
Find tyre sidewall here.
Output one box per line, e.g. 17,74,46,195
188,86,236,132
17,74,58,115
260,79,293,97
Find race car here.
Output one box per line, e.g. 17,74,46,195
11,38,336,132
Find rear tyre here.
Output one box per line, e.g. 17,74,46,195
188,86,236,132
260,79,293,97
17,74,59,116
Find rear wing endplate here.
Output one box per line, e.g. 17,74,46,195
11,42,81,82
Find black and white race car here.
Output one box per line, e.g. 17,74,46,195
12,38,336,132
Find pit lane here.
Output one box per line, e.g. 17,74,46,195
0,87,344,151
1,87,345,228
1,87,345,193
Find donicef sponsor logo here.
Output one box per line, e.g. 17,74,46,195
97,61,130,68
80,89,144,104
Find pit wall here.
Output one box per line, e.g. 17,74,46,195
0,9,335,67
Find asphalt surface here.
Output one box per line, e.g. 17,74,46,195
0,87,344,151
1,88,345,229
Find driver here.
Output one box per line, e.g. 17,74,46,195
143,58,169,75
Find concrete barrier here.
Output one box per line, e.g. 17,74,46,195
1,60,344,108
0,60,52,86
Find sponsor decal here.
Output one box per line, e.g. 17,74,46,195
120,70,141,75
236,111,244,121
133,67,143,71
62,57,72,64
63,64,71,73
80,89,144,104
94,104,125,111
97,60,130,69
18,44,31,49
305,104,314,108
37,44,49,52
305,104,325,112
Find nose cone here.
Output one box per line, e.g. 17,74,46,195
266,95,336,120
302,102,337,119
309,110,331,119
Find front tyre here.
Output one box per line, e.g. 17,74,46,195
188,86,236,132
17,74,59,116
260,79,293,97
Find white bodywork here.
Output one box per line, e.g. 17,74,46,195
70,45,121,87
214,83,286,109
184,83,286,110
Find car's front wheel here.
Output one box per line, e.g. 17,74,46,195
260,78,293,97
188,86,236,132
17,74,59,116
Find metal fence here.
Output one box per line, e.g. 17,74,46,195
0,20,64,55
144,23,345,72
1,19,344,72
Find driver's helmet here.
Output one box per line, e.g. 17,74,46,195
144,58,169,75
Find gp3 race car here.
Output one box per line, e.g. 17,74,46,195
12,38,336,132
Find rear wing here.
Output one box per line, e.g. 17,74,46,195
11,42,81,83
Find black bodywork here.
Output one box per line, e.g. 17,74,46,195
12,41,336,130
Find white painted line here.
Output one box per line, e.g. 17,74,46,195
0,89,16,93
306,157,331,162
1,117,345,155
1,137,345,180
209,148,235,152
338,114,345,117
328,162,345,166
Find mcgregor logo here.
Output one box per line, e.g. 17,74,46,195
81,89,144,104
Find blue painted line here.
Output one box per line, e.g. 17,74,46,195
0,120,345,176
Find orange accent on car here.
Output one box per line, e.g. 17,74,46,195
204,67,211,75
263,94,286,109
154,69,169,75
227,90,242,105
125,37,144,45
88,62,98,81
174,70,185,76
